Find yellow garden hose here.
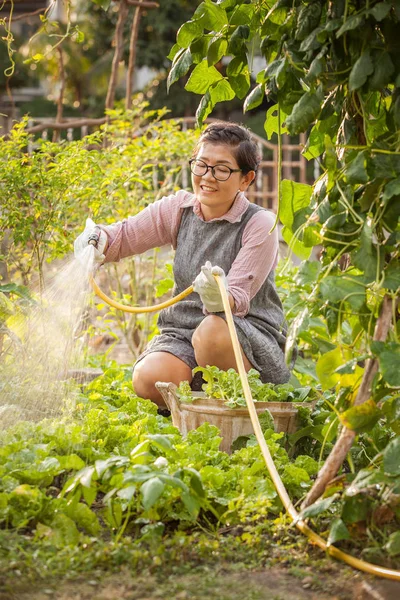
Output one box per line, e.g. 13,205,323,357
90,275,194,313
90,274,400,581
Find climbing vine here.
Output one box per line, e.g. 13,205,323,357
169,0,400,525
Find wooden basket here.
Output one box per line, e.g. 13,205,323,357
155,381,306,454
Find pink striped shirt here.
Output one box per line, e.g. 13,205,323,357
102,190,278,318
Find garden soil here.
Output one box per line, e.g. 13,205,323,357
1,565,400,600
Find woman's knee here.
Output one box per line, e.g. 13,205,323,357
132,352,192,404
132,359,158,402
192,315,230,353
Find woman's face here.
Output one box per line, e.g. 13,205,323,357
191,143,255,220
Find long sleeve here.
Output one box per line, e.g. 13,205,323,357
101,190,194,262
227,210,278,317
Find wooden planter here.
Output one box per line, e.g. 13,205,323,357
156,381,306,454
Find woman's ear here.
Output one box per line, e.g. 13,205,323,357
240,170,256,190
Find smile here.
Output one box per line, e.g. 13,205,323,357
200,185,218,192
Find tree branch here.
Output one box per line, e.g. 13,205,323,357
125,0,144,109
25,118,107,135
301,295,394,509
52,47,66,142
105,0,129,112
3,7,46,22
121,0,159,7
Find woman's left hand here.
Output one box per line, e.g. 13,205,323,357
193,261,228,313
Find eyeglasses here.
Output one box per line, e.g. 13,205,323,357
189,159,242,182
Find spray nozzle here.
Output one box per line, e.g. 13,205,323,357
87,226,101,248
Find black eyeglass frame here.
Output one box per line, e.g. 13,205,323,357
188,158,243,181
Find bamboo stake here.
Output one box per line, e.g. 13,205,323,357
301,295,394,509
52,47,65,142
105,0,129,112
125,0,143,109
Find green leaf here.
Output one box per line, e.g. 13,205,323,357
181,491,201,518
294,356,318,381
280,180,313,229
336,15,363,37
300,494,337,519
167,43,181,61
280,180,313,260
0,283,31,299
243,84,264,113
316,347,344,389
349,51,374,91
372,153,400,178
49,513,80,547
66,502,100,536
227,56,250,99
295,260,322,287
229,3,255,27
372,341,400,386
327,518,350,546
210,78,235,104
264,104,288,140
369,52,394,91
167,49,193,92
201,0,228,31
227,25,250,55
369,2,391,21
207,38,228,66
177,20,203,48
196,91,212,126
195,78,235,126
155,277,174,297
342,495,368,524
385,531,400,557
320,276,366,310
351,221,378,283
295,2,322,41
147,433,173,452
383,436,400,475
281,227,313,260
344,151,368,185
141,477,165,510
382,178,400,202
185,60,223,94
57,454,85,471
285,90,323,135
340,399,381,433
190,37,209,65
383,263,400,291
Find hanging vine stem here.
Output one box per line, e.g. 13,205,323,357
269,104,282,234
26,0,71,62
336,181,364,225
1,0,15,78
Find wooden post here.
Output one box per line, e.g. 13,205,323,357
105,0,129,112
52,47,65,142
125,0,143,109
301,295,394,509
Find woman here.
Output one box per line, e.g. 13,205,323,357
75,122,291,407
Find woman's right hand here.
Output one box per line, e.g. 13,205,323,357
74,218,108,264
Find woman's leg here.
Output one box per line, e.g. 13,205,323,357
132,351,193,407
192,315,253,372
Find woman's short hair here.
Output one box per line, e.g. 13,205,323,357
193,121,261,184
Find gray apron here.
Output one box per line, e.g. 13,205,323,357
136,203,291,384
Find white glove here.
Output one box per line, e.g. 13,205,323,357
74,218,108,264
193,261,228,313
